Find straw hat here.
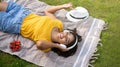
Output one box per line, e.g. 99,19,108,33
66,7,89,22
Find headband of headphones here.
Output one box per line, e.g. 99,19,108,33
63,30,78,50
67,35,78,50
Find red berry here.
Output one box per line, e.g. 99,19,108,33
16,46,19,49
10,45,13,49
10,40,21,52
15,43,20,45
12,48,16,52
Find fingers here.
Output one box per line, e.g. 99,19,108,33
61,48,69,52
66,2,73,8
68,2,74,9
61,2,73,9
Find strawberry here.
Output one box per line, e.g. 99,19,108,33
15,41,20,45
10,40,21,52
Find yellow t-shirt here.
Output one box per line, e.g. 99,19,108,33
20,13,63,52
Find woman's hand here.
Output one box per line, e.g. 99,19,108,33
61,3,73,9
45,2,73,19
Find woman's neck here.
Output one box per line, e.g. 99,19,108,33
51,27,59,42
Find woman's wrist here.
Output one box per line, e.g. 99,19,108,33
60,5,66,9
52,43,59,48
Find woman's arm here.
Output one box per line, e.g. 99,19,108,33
0,2,8,11
36,40,68,52
45,3,73,19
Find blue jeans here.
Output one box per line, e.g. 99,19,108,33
0,1,31,34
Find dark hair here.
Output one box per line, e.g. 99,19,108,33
52,29,82,57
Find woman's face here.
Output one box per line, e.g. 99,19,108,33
56,32,74,45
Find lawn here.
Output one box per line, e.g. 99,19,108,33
0,0,120,67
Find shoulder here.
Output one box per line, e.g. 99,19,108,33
54,19,63,32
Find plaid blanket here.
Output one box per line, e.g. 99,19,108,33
0,0,105,67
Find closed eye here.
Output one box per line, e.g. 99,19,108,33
66,32,70,45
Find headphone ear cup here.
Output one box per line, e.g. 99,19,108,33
63,30,70,33
60,44,67,48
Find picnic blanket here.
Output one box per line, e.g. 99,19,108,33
0,0,105,67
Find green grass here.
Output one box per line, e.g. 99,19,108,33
0,0,120,67
0,51,39,67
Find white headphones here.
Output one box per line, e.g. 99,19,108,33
59,30,78,50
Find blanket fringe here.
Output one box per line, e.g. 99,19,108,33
88,63,94,67
103,22,108,30
89,39,103,67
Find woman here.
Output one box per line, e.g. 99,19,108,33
0,1,82,57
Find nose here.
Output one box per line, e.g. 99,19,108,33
63,32,67,38
60,32,67,39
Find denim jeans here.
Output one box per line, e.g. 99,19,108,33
0,1,31,34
